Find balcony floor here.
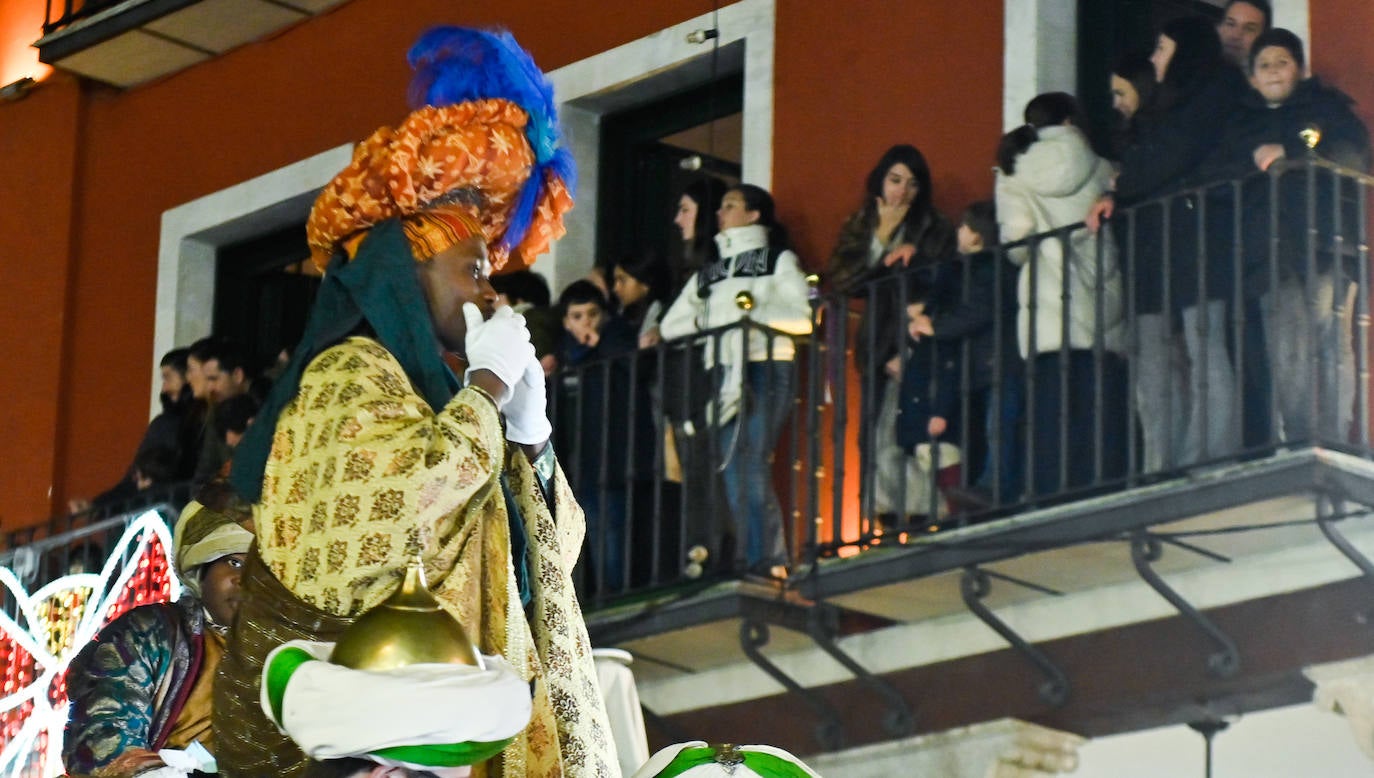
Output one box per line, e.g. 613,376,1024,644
588,446,1374,696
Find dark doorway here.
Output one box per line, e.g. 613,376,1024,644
1077,0,1225,155
597,72,744,276
213,224,318,375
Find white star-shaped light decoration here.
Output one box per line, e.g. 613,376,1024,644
0,511,179,777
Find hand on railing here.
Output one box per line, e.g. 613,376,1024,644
906,302,934,341
1253,143,1286,172
884,355,902,380
1085,193,1114,233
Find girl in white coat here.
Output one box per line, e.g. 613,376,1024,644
659,185,812,577
995,93,1129,497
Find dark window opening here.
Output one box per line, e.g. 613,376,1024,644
213,224,318,373
598,72,744,274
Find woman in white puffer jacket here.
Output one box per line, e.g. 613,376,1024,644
994,92,1128,498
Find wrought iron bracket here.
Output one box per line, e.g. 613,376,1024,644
739,619,845,751
805,605,916,738
1315,493,1374,588
1130,530,1240,678
959,566,1070,707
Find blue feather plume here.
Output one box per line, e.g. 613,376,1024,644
407,27,576,254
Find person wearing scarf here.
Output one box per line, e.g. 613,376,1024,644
63,485,254,777
214,27,616,778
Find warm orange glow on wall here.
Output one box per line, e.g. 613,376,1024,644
0,0,52,86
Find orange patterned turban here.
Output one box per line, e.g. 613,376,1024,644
306,98,574,273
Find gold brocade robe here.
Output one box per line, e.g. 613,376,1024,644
222,336,617,778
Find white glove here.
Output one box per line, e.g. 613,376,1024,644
462,303,535,408
156,741,215,774
504,355,552,446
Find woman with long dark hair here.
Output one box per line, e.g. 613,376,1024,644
1090,16,1249,471
1109,51,1158,156
660,184,812,578
827,144,956,524
663,178,729,573
671,177,728,293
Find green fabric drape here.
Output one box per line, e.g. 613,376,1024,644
230,219,459,502
655,747,816,778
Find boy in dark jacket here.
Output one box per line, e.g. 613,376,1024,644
892,287,963,523
554,280,638,591
1217,28,1371,443
915,201,1023,505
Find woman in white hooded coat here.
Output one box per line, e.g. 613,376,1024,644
995,92,1129,497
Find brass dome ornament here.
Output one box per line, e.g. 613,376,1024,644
330,559,482,671
734,290,755,312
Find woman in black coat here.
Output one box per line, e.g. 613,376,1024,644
1093,16,1249,472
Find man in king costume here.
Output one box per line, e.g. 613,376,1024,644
216,27,618,777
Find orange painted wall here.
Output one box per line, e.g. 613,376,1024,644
0,0,50,85
773,2,1002,263
0,0,1004,528
1311,0,1374,133
0,74,81,526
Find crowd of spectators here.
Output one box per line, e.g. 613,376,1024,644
826,2,1371,535
538,1,1372,574
69,336,268,519
68,0,1372,590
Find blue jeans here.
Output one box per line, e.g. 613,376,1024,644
717,360,794,570
1179,300,1240,464
1135,301,1240,469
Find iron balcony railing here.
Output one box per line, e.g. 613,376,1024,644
551,156,1374,603
1,158,1368,610
0,482,192,616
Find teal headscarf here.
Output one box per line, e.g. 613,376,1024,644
229,219,459,502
